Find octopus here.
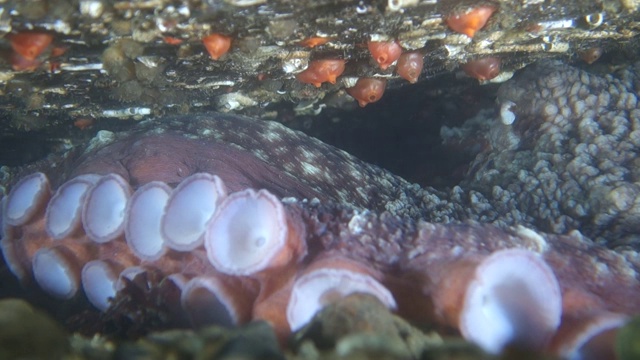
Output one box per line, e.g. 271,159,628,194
1,61,640,360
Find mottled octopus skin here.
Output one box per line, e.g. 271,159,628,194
2,61,640,356
58,115,441,219
457,60,640,246
3,177,640,355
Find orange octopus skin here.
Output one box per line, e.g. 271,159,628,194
3,113,640,358
367,40,403,70
397,52,424,83
296,59,346,87
445,5,496,38
202,33,232,60
10,31,54,61
346,78,387,107
461,57,501,81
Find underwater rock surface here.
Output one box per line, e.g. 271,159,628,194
0,0,639,134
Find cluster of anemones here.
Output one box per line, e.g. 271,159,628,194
293,4,501,107
7,5,503,106
195,4,501,108
0,170,632,358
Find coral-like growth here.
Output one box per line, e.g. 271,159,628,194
296,59,346,87
445,5,496,38
346,78,387,107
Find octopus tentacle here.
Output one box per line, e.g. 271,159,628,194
287,254,397,332
161,173,226,251
406,248,562,353
4,172,51,226
180,274,258,328
2,61,640,358
124,181,171,261
45,174,100,240
82,173,132,243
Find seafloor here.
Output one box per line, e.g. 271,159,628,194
2,0,640,359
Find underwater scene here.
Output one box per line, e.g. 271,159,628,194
1,0,640,359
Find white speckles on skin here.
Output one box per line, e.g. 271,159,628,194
301,162,322,176
253,149,269,161
283,163,296,173
263,129,283,142
273,146,288,156
515,225,549,252
347,212,368,234
468,60,640,246
338,189,350,202
594,261,610,275
597,92,610,108
572,100,586,116
298,148,317,162
584,94,598,107
500,101,516,125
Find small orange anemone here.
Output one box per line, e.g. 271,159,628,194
10,31,54,61
346,78,386,107
580,47,603,65
299,37,332,48
446,5,496,38
74,118,95,130
9,52,41,71
50,46,67,58
461,57,501,81
164,36,183,45
296,59,346,87
367,40,403,70
202,33,232,60
396,52,424,83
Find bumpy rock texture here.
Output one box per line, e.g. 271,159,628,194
453,60,640,247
